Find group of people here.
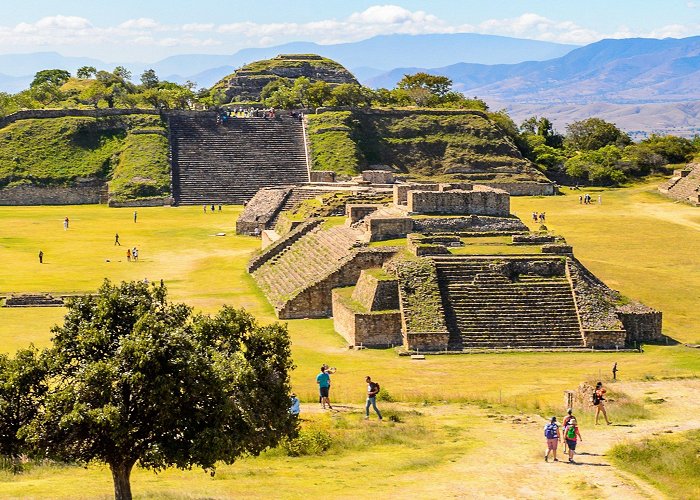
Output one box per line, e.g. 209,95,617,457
217,107,277,123
290,365,383,421
203,204,223,212
532,211,546,223
543,382,611,464
579,193,601,204
126,247,139,262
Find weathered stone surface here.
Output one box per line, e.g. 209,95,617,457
412,215,527,234
658,163,700,206
347,204,381,224
362,170,395,184
617,304,663,343
0,180,105,206
407,186,510,216
367,217,414,241
332,287,402,347
351,269,400,311
236,187,292,234
512,234,556,244
309,171,336,183
583,330,627,349
393,183,439,205
541,244,574,255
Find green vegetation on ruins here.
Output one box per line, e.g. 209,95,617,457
0,114,170,200
306,109,545,182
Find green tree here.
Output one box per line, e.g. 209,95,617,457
140,69,159,88
565,117,631,151
23,280,296,500
397,72,453,98
0,347,47,471
304,81,331,108
76,66,97,79
30,69,71,88
113,66,132,81
329,83,372,107
0,92,19,117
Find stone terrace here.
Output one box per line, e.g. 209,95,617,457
169,113,309,205
659,164,700,206
432,256,585,349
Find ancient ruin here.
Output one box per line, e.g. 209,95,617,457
246,183,663,351
659,163,700,205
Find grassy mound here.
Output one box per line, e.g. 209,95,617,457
306,109,547,183
0,114,169,200
610,429,700,498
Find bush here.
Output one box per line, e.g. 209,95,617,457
281,427,332,457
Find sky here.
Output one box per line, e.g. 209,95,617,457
0,1,699,62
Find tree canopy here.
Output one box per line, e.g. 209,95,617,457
15,280,296,500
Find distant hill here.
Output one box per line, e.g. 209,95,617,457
368,37,700,104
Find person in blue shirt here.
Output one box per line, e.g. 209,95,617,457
289,393,300,417
316,366,333,410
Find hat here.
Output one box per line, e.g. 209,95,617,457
291,393,296,397
567,408,573,415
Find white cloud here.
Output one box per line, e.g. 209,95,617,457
0,5,698,56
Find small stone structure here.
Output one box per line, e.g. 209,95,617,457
332,270,402,347
658,163,700,206
309,171,336,183
361,170,395,184
4,294,64,307
0,181,106,206
407,185,509,216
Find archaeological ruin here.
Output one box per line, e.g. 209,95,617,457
243,182,663,352
659,163,700,205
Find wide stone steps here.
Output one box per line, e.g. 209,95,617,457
253,225,361,303
170,115,309,205
432,256,584,349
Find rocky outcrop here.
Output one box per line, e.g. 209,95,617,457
214,54,359,103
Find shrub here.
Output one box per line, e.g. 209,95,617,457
281,427,332,457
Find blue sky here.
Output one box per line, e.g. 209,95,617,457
1,1,699,61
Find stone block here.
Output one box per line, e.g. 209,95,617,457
393,183,439,205
407,187,510,216
347,204,381,224
332,288,403,347
583,330,626,349
367,217,413,241
351,270,400,311
309,171,336,183
617,306,663,343
362,170,395,184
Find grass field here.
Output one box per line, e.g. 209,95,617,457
0,178,699,497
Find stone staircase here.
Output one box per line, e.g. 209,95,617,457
169,113,309,205
432,256,584,349
253,224,363,308
268,187,330,229
659,165,700,205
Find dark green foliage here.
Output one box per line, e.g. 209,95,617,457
31,69,71,89
21,280,296,500
0,347,47,469
281,427,332,456
565,117,631,151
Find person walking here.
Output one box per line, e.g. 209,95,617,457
63,217,69,230
114,233,121,246
365,376,382,421
593,382,612,425
563,418,582,463
612,362,618,380
126,248,131,262
133,211,138,223
316,366,332,410
38,250,43,264
544,416,561,462
562,408,575,453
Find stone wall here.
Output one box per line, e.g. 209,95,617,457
393,183,439,205
351,270,399,311
405,331,451,351
367,217,414,241
332,287,402,347
541,244,574,255
483,181,557,196
236,187,291,234
277,247,398,319
512,234,555,244
617,305,663,343
0,181,105,206
362,170,394,184
108,197,172,207
412,215,528,234
583,330,627,349
407,187,510,216
309,171,336,183
347,204,381,224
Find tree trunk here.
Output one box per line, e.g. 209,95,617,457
110,461,134,500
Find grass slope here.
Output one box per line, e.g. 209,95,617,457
0,115,169,200
306,109,547,183
610,429,700,498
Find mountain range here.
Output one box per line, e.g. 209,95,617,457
1,33,700,135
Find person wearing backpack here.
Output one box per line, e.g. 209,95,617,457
563,418,582,463
544,416,561,462
562,408,575,453
365,376,383,421
593,382,612,425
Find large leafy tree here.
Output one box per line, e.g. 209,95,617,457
565,117,631,151
397,72,453,98
23,280,296,500
30,69,71,88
